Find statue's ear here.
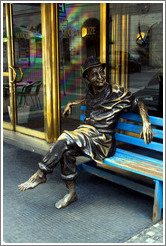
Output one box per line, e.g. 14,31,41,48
85,74,89,83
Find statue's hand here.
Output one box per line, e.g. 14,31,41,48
140,121,153,144
63,103,72,117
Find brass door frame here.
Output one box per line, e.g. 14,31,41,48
100,3,107,65
41,3,60,143
3,3,15,131
3,3,61,142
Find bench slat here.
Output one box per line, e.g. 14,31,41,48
115,133,163,152
80,114,86,121
103,156,163,181
120,112,163,126
81,105,86,111
113,153,163,169
116,148,163,165
116,122,163,139
105,155,163,172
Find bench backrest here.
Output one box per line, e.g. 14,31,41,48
116,112,163,153
80,106,163,153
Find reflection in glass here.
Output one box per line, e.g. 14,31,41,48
12,4,44,130
3,4,8,73
3,4,6,38
3,42,8,72
59,3,100,132
109,3,163,117
3,4,10,122
3,76,11,123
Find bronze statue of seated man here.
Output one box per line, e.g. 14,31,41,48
18,56,153,209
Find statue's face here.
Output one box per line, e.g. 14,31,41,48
86,65,106,87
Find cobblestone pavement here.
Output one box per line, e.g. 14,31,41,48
126,220,164,244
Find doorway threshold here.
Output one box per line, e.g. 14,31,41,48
3,129,52,156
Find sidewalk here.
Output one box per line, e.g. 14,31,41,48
126,220,164,244
3,142,164,244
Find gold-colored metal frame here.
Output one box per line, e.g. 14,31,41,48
100,3,106,64
3,3,60,142
109,4,129,89
121,13,129,89
3,34,11,130
41,3,60,142
51,3,61,142
3,3,15,130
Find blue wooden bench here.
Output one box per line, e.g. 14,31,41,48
77,105,163,223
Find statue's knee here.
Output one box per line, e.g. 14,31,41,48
64,149,76,158
58,132,67,141
58,132,74,147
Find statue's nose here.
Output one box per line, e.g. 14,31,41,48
97,72,102,79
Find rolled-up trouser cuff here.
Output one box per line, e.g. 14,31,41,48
61,172,78,181
38,162,53,174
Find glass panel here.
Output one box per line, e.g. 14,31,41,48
3,76,11,123
3,4,6,37
3,4,10,122
3,5,8,72
59,3,100,132
109,3,163,117
12,3,44,130
3,42,8,72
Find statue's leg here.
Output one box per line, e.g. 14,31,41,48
55,179,78,209
55,148,81,209
18,132,76,191
38,133,74,173
18,169,46,191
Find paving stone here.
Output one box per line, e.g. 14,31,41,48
126,220,163,243
146,231,155,236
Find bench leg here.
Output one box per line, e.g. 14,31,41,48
152,180,163,223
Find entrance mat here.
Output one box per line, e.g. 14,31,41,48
3,142,153,244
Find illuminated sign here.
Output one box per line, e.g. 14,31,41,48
82,26,96,37
60,26,96,38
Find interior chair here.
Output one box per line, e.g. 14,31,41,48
17,81,42,109
29,81,42,109
17,83,34,107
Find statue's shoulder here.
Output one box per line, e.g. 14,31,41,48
112,84,125,94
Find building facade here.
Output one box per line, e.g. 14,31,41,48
3,3,163,150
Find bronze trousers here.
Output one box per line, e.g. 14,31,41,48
38,132,83,180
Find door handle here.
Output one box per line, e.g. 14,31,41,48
9,66,17,83
15,66,24,82
8,66,24,83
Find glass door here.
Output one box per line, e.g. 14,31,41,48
3,3,45,138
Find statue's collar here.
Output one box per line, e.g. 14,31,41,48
87,82,109,95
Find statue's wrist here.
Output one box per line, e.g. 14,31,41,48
143,121,151,126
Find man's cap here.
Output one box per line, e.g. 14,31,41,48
81,56,106,78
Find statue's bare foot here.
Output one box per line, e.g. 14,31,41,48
18,169,46,191
55,192,78,209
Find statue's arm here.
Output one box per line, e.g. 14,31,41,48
63,98,86,117
135,100,153,144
